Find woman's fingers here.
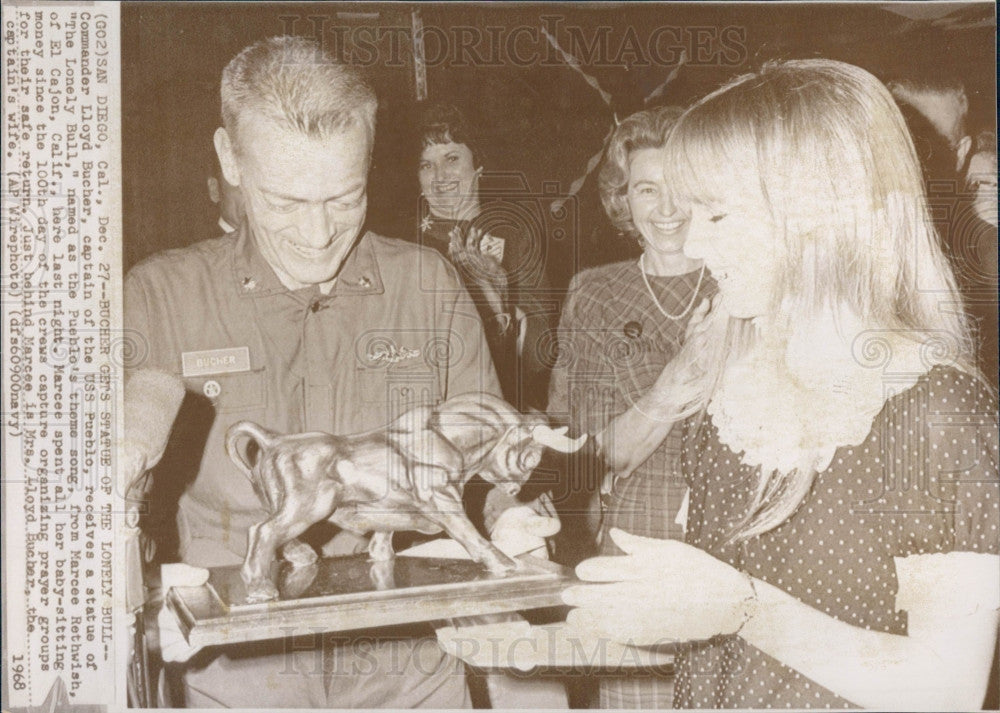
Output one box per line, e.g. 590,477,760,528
449,227,480,264
573,532,701,581
689,296,711,325
689,293,724,343
445,227,506,302
607,527,676,556
465,225,484,252
574,552,663,582
449,225,504,272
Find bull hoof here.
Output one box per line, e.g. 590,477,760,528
245,578,279,603
281,539,319,567
281,563,319,599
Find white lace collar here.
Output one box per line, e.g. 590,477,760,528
707,311,938,476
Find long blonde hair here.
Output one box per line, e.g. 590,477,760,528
663,59,975,541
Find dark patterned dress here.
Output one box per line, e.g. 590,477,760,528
674,366,1000,708
419,207,554,411
548,259,715,707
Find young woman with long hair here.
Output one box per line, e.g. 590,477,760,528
564,59,999,710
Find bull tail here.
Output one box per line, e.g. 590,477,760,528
226,421,280,512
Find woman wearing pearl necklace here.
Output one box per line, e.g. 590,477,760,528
547,104,716,708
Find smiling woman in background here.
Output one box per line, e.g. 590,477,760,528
563,59,1000,710
415,102,553,410
547,104,716,707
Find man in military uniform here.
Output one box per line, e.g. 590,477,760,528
126,36,543,708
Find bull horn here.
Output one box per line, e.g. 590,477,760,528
531,425,588,453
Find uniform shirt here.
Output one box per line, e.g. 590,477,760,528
125,224,500,566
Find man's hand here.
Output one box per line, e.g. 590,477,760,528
562,528,754,646
489,504,560,560
157,563,209,663
121,369,184,496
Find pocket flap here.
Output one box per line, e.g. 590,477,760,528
183,368,267,413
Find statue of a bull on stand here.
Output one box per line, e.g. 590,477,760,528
226,393,586,602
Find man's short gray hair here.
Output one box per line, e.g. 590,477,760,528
221,36,377,150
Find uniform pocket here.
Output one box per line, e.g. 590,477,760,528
183,368,267,413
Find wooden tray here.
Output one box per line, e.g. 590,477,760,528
166,553,572,648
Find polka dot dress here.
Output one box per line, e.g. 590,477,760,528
673,366,1000,708
548,261,716,709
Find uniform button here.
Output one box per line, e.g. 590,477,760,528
203,380,221,398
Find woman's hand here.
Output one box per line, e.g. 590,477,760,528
596,295,725,480
448,225,509,317
490,504,561,560
562,528,754,646
645,294,719,415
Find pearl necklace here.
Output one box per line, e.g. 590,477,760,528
639,253,706,321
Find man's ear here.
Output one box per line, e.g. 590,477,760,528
956,135,973,174
207,176,221,204
214,127,241,187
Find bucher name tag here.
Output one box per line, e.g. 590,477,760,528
182,347,251,377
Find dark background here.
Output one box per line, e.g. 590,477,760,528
122,2,996,290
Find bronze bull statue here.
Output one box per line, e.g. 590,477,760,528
226,393,586,602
